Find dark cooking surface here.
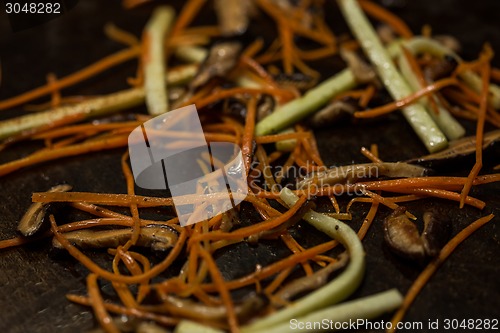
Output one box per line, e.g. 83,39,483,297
0,1,499,332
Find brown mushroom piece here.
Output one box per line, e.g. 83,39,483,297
406,129,500,166
18,184,72,236
383,207,426,260
52,225,178,251
421,211,451,257
297,162,429,189
189,42,242,90
273,252,349,305
340,48,379,86
383,207,451,261
309,100,357,128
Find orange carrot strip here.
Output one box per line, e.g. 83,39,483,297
34,121,141,139
189,195,307,243
201,240,337,292
389,214,495,332
188,87,293,109
0,135,129,177
358,0,413,39
460,58,490,207
0,231,52,250
67,294,178,326
401,46,440,115
87,273,120,333
255,131,310,144
0,46,140,111
357,201,379,241
242,98,257,176
170,0,207,37
198,246,240,333
354,77,458,118
361,146,382,163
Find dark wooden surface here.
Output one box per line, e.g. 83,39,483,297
0,1,499,332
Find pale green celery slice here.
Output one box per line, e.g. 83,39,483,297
338,0,447,153
143,6,175,116
255,68,357,136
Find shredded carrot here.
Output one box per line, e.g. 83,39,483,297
401,46,440,115
200,240,337,292
460,52,491,208
198,246,240,333
87,273,120,333
355,77,458,118
361,146,382,163
170,0,207,37
242,98,257,176
104,23,139,46
389,214,495,332
67,294,178,326
358,0,413,39
0,46,141,111
0,135,129,177
357,201,379,241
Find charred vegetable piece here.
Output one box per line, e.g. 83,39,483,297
383,207,451,260
52,225,177,251
298,162,429,189
190,42,242,90
18,184,72,236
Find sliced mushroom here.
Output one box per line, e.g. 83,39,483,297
384,207,451,261
340,48,379,86
18,184,72,236
407,129,500,165
309,100,357,128
274,252,349,305
52,225,177,251
297,162,429,189
257,95,276,122
421,211,451,257
190,42,242,90
273,73,317,91
384,207,426,260
158,292,264,322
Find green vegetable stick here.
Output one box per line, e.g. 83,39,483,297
143,6,176,116
255,68,357,136
338,0,448,153
0,88,145,140
0,66,197,141
248,289,403,333
397,48,465,140
244,188,365,330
